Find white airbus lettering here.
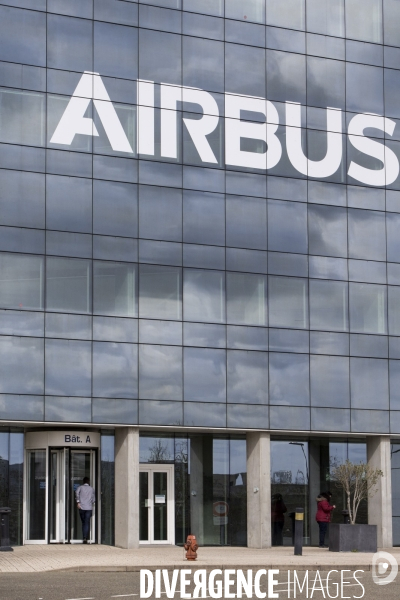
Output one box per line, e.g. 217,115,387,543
49,73,400,187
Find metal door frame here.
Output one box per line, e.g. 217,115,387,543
139,464,175,545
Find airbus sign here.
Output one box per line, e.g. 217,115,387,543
51,71,399,188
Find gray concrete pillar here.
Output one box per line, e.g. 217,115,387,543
114,427,139,549
367,436,392,548
189,435,204,545
246,432,271,548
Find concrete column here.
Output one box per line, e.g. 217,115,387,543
114,427,139,549
246,432,271,548
367,436,392,548
189,436,204,545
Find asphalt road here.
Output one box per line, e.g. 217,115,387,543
0,570,398,600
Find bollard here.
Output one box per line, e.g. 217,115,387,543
0,508,13,552
294,507,304,556
342,510,350,524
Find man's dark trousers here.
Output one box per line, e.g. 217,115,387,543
79,509,92,540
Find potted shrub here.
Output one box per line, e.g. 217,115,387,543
328,460,383,552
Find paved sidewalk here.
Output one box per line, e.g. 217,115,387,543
0,545,396,573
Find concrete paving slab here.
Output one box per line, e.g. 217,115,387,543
0,545,397,574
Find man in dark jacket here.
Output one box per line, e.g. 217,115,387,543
315,492,335,548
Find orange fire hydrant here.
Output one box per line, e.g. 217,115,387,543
184,534,198,561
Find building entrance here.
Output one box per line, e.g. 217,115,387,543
48,448,96,543
139,464,174,544
24,431,100,544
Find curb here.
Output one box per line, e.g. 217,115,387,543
52,564,373,573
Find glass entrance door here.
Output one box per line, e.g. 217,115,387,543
26,447,97,544
139,465,174,544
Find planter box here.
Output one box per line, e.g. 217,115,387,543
329,523,377,553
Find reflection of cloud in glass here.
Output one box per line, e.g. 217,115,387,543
271,441,309,484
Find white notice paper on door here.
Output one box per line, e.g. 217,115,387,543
155,495,166,504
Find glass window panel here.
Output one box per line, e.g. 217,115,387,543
47,14,93,71
0,336,43,394
183,0,223,17
45,396,91,423
269,276,309,329
184,401,226,427
311,408,350,432
390,286,400,336
184,269,225,323
182,36,224,93
183,190,225,246
387,213,400,264
0,309,43,337
93,398,138,424
139,185,182,242
139,344,182,400
310,331,349,356
351,409,389,433
225,43,266,97
93,341,138,398
269,328,309,353
46,258,91,314
139,240,181,266
184,347,226,402
139,264,182,320
346,0,382,43
0,253,44,310
226,196,267,251
0,394,43,421
310,355,350,408
348,209,386,262
94,261,137,317
308,204,347,258
227,325,268,351
0,170,44,229
227,404,269,429
0,6,46,66
139,319,182,345
226,0,265,23
139,29,181,86
349,283,387,334
139,400,183,426
0,89,45,147
266,0,305,30
390,360,400,410
269,352,310,406
307,57,345,110
184,322,226,348
94,21,138,80
306,0,344,37
45,313,91,340
268,200,308,254
310,280,349,332
270,405,310,429
183,244,224,270
384,0,400,46
45,339,91,397
93,180,137,238
93,315,138,343
227,350,268,404
346,63,383,115
46,175,92,234
48,0,93,18
350,357,389,409
226,272,267,326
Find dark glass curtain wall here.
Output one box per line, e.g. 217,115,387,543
139,433,247,546
0,429,23,545
271,438,367,546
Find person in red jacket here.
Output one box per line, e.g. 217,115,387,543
316,492,335,548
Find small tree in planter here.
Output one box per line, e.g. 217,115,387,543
328,460,383,552
331,460,383,524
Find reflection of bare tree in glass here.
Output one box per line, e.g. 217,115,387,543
148,439,172,463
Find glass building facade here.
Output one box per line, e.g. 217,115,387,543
0,0,400,547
